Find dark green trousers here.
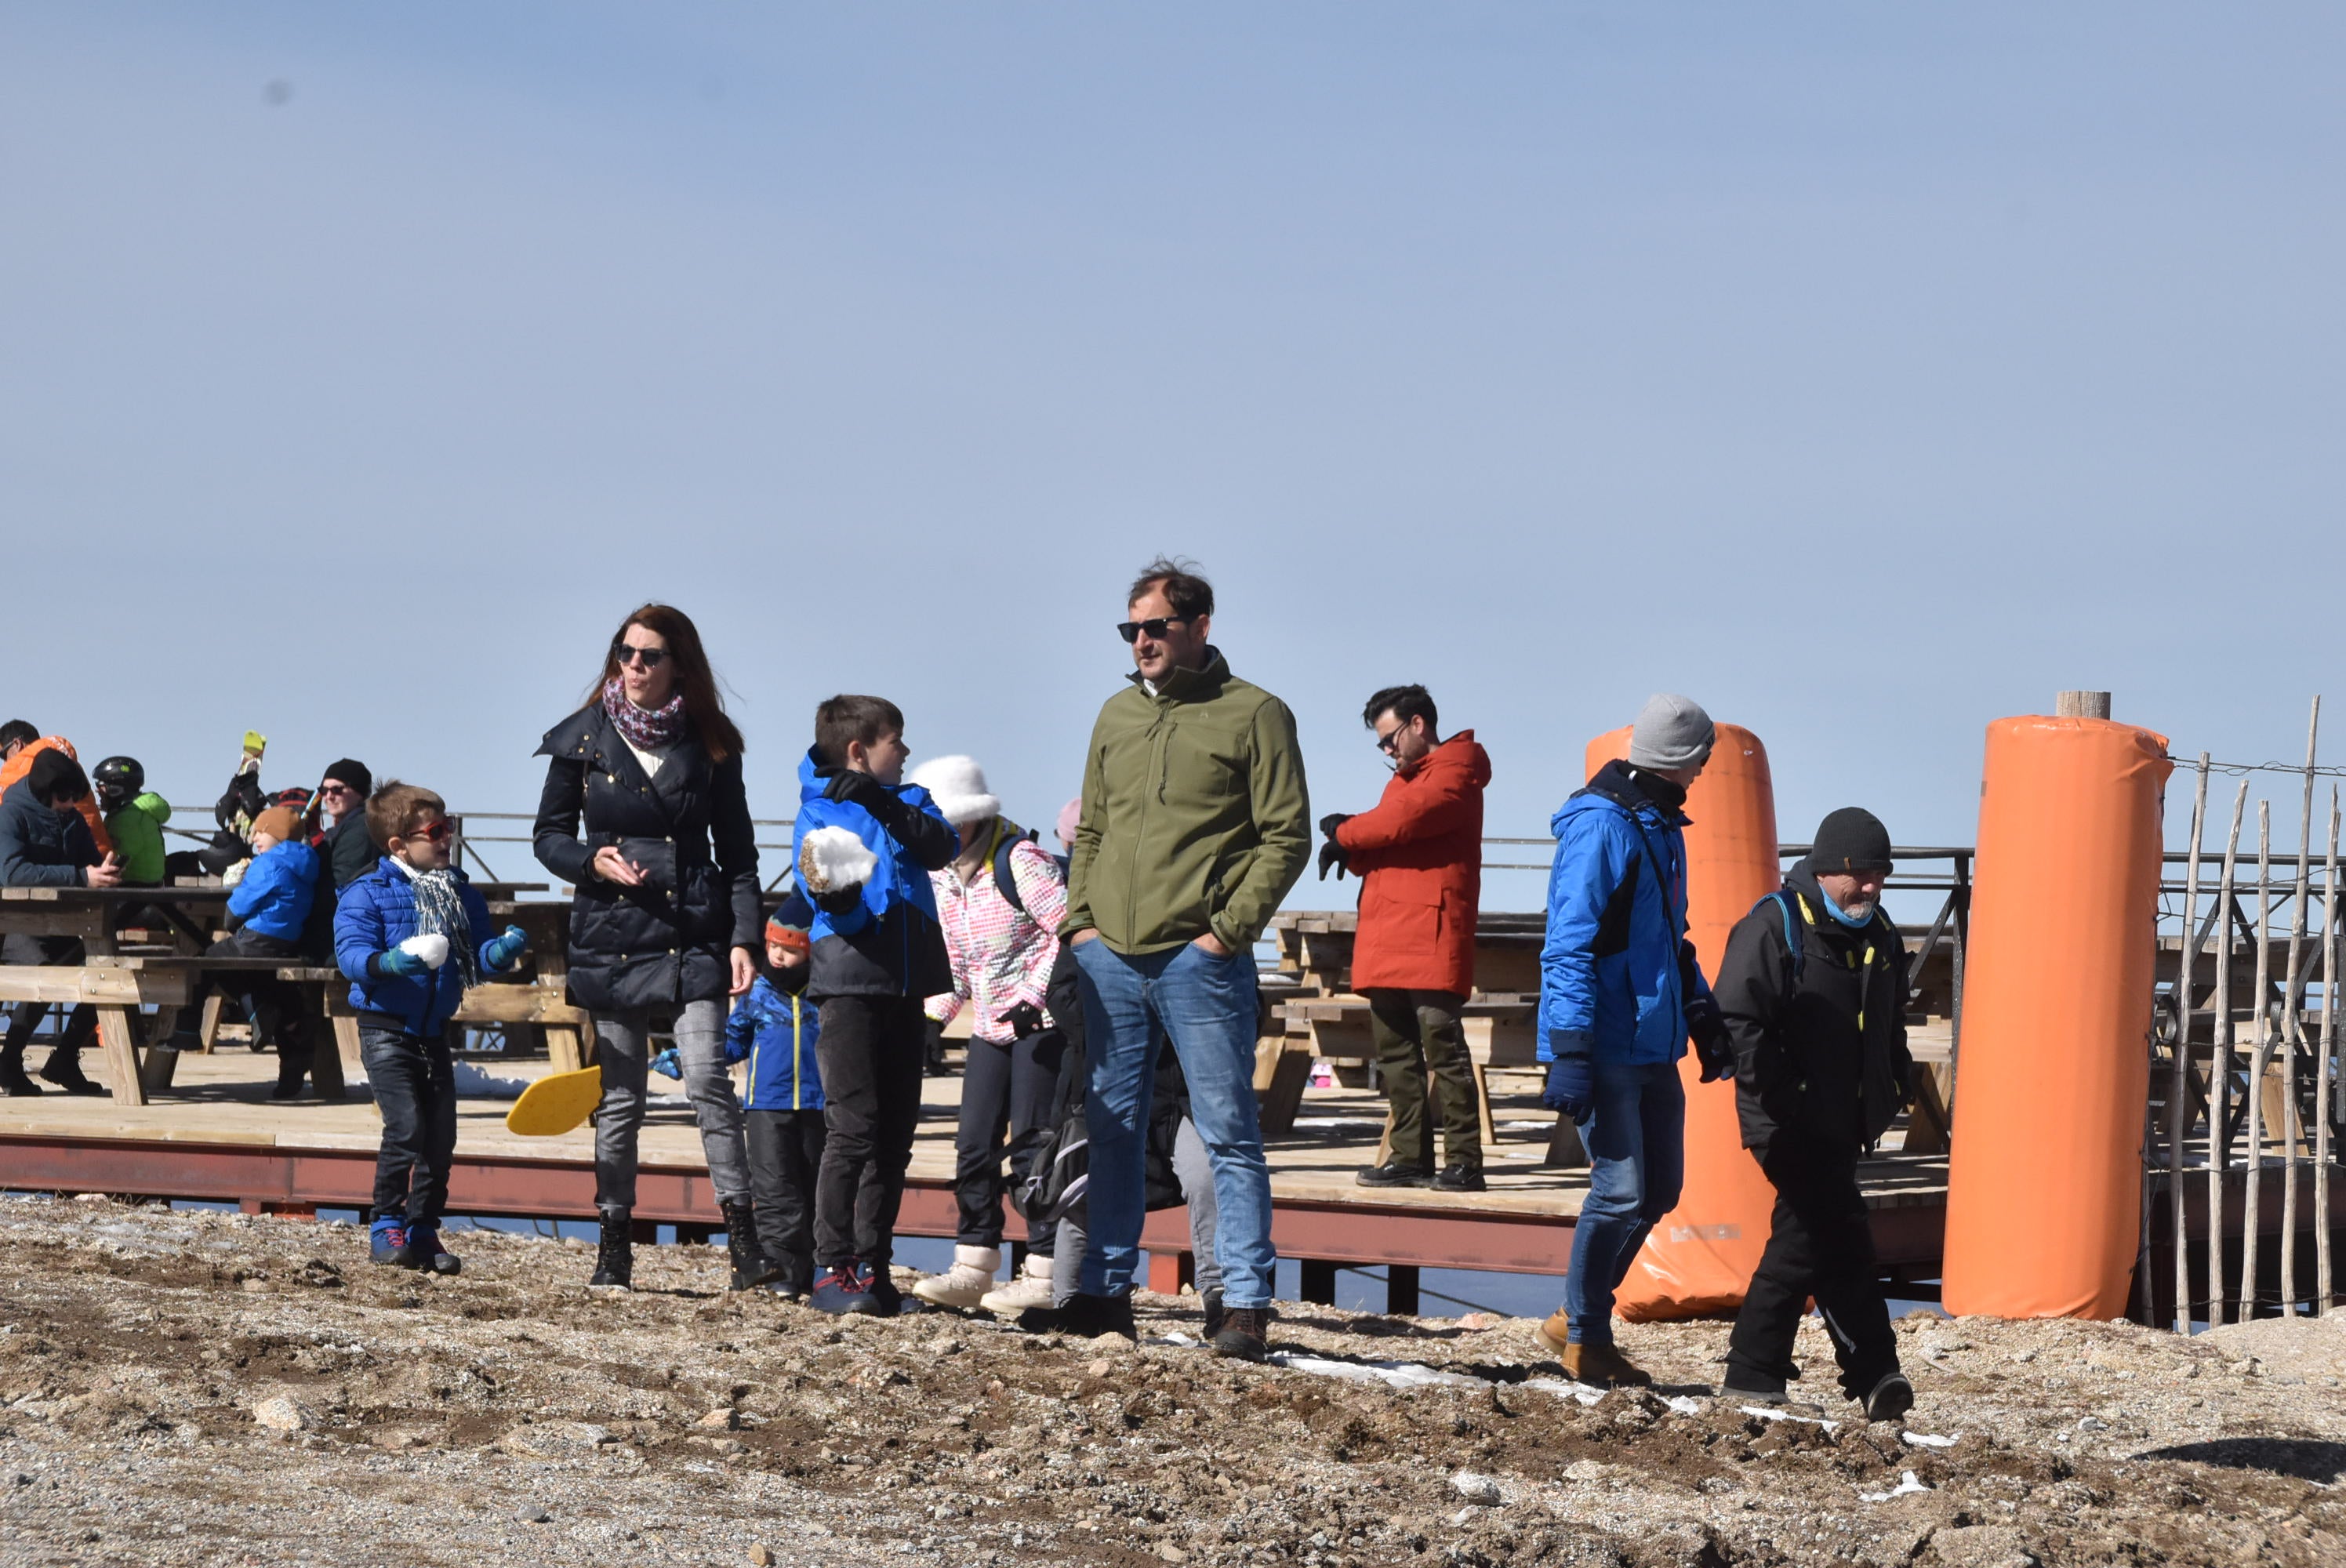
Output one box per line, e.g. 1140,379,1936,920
1367,989,1480,1172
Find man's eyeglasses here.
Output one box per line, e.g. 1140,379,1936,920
612,643,670,669
407,818,455,844
1116,616,1193,644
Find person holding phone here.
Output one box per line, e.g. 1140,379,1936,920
532,604,766,1294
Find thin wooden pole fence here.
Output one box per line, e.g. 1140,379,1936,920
2242,802,2272,1322
2171,754,2209,1332
2208,779,2247,1327
2279,702,2318,1312
2320,786,2338,1317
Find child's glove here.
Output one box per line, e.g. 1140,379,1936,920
649,1047,683,1080
483,924,528,972
378,948,430,978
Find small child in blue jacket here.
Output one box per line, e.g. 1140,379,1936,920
727,898,826,1299
214,804,322,1099
334,782,528,1273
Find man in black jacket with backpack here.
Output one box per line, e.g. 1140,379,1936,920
1713,807,1916,1422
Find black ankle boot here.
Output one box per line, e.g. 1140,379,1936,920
38,1053,103,1096
591,1208,633,1290
268,1044,310,1101
721,1200,778,1291
0,1050,42,1097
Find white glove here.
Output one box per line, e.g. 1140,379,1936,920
398,933,452,971
797,826,879,896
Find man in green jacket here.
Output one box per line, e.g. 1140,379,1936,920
1041,557,1309,1362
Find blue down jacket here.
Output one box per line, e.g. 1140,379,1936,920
728,974,824,1112
1538,760,1716,1068
336,857,510,1036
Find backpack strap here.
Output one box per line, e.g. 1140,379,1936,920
1755,888,1812,985
991,823,1041,915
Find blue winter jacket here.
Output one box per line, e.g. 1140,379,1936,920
728,974,824,1112
335,856,510,1036
790,749,956,998
229,840,320,942
1538,761,1716,1068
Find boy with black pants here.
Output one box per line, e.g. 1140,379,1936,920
734,896,826,1298
791,696,957,1316
335,782,528,1272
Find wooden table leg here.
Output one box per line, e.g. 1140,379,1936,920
307,987,345,1100
95,1006,147,1108
1469,1062,1498,1152
547,1024,585,1075
138,1005,183,1094
196,993,224,1054
332,1014,365,1079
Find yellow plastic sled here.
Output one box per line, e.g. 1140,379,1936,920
505,1066,602,1137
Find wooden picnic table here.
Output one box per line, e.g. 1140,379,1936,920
0,884,234,956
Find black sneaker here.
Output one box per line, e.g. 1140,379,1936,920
811,1265,883,1316
1862,1371,1915,1424
1431,1165,1487,1192
1017,1290,1137,1340
405,1223,462,1276
1354,1160,1431,1189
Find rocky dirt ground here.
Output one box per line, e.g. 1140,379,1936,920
1,1195,2341,1567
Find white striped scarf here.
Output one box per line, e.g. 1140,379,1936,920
411,869,478,986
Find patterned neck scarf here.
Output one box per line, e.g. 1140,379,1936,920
411,868,479,987
604,677,688,753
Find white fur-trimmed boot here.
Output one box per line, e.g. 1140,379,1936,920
911,1245,1000,1311
979,1249,1056,1315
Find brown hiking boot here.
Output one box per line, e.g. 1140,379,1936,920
1562,1340,1653,1388
1211,1306,1270,1363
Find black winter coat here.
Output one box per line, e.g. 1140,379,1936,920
1714,862,1914,1152
0,779,98,888
325,813,379,891
532,704,762,1013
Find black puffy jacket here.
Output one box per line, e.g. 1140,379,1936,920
0,779,98,888
532,703,762,1012
1714,861,1914,1152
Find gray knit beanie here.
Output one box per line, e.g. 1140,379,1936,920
1627,693,1716,771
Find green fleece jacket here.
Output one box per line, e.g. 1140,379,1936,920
105,792,172,887
1065,648,1310,956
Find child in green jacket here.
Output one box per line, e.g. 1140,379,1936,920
92,757,170,887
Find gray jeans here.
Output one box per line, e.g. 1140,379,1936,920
1055,1116,1221,1305
593,1000,750,1210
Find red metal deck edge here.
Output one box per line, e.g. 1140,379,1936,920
0,1131,1946,1279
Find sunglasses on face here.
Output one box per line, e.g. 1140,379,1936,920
407,818,455,844
1376,727,1408,756
320,782,358,798
612,642,670,669
1116,615,1193,644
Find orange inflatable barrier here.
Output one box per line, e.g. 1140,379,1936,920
1581,724,1783,1321
1942,716,2172,1320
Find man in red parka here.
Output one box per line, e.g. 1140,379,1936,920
1319,686,1492,1192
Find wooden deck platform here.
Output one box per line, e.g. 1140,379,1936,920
0,1043,1955,1296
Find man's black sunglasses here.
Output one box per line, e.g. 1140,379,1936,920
1116,616,1193,644
612,642,670,669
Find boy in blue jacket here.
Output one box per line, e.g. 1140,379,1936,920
215,804,323,1100
791,695,957,1315
731,897,825,1299
335,782,528,1272
1534,694,1735,1386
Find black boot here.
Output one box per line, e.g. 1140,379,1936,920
0,1048,41,1097
721,1200,778,1290
38,1051,104,1097
590,1208,633,1290
268,1040,311,1102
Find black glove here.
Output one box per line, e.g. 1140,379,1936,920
1686,995,1733,1083
812,881,863,917
1318,812,1353,840
1541,1032,1596,1124
922,1016,947,1076
997,1000,1046,1037
1317,839,1351,881
824,768,890,810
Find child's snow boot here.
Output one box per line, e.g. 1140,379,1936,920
913,1245,1000,1311
978,1250,1055,1316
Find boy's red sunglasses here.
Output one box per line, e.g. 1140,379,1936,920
408,818,455,844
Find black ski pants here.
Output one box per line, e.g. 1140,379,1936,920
812,995,925,1272
1726,1139,1901,1401
746,1107,826,1293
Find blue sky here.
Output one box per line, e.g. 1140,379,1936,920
4,3,2340,900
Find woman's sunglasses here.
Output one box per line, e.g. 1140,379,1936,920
1115,615,1193,644
612,642,670,669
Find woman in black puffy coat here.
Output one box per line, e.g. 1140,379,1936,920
532,604,768,1294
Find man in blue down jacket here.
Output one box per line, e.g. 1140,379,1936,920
1535,694,1735,1386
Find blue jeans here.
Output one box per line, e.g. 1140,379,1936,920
1074,938,1276,1308
1562,1058,1686,1344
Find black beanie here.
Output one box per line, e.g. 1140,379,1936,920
1810,807,1893,874
26,749,89,805
325,758,372,798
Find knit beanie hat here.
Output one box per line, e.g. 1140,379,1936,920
324,758,372,798
1627,693,1716,771
26,749,88,804
1810,807,1894,874
765,891,815,953
251,804,301,844
905,755,1001,828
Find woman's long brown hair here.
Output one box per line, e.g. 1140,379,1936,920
584,603,746,763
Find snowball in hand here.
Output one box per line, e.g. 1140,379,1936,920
398,933,452,970
798,826,879,895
